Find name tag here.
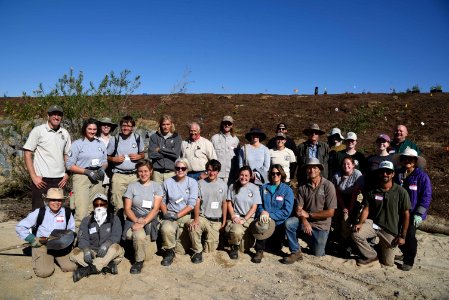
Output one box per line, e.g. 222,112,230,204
175,197,184,204
142,200,153,208
89,227,97,234
124,155,131,161
211,202,219,209
276,196,284,201
375,195,384,201
373,223,380,230
91,158,100,166
56,216,65,222
409,184,418,191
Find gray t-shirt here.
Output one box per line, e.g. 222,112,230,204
163,176,198,213
107,134,144,171
124,181,164,217
198,178,228,218
332,169,364,196
227,182,262,217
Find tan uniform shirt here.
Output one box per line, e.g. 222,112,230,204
181,137,217,172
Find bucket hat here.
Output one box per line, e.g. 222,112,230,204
245,128,267,142
251,219,275,240
303,123,325,136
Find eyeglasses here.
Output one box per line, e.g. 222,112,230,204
270,171,281,176
222,122,233,126
175,167,187,171
93,202,107,208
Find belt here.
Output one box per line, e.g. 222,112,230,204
154,169,173,173
115,170,136,175
205,216,222,222
85,166,101,170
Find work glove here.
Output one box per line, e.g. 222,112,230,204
413,215,423,227
25,234,42,248
94,169,105,181
259,214,270,224
163,211,178,221
83,247,94,264
97,240,113,257
84,169,98,182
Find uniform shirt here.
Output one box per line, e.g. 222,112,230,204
227,182,262,217
66,138,106,169
298,177,337,231
270,148,296,182
107,134,144,171
16,206,75,239
198,178,228,218
124,181,164,217
211,133,240,182
163,176,198,212
23,122,71,178
181,137,217,172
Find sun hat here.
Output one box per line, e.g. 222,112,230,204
245,128,267,142
377,160,395,171
47,105,63,114
99,117,118,132
304,157,324,171
376,134,391,143
92,193,108,203
251,219,275,240
392,147,426,169
345,132,358,141
222,115,234,123
328,128,344,140
303,123,325,136
43,188,67,200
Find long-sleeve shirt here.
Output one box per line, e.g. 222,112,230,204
239,144,270,184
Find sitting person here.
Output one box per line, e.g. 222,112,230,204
70,193,124,282
16,188,76,278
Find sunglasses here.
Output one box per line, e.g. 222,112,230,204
48,199,63,202
93,202,107,208
278,128,286,131
175,167,187,171
222,122,233,126
270,171,281,176
381,170,394,175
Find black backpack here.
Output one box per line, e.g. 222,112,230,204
31,207,72,236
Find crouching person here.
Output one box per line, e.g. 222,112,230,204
70,193,124,282
16,188,77,278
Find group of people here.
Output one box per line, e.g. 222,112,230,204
16,104,432,282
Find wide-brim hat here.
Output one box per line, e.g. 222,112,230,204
43,188,68,200
245,127,267,142
392,147,426,169
251,219,275,240
303,157,324,171
99,117,118,132
303,123,325,136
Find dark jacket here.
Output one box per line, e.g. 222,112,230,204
148,131,182,172
78,214,122,251
296,141,330,183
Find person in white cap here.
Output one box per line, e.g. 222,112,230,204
23,105,71,210
327,128,345,178
211,116,240,185
393,147,432,271
335,132,367,175
352,161,410,267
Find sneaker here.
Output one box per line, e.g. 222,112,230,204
130,261,144,274
356,256,378,266
251,250,264,264
161,248,175,266
401,264,413,271
191,252,203,264
102,261,118,275
229,245,239,260
281,251,303,264
394,255,404,261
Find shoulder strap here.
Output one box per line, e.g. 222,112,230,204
64,207,71,230
134,133,141,150
111,135,120,157
32,207,46,236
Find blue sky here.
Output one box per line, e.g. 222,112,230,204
1,0,448,96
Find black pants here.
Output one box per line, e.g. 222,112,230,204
399,222,418,266
255,223,285,252
31,177,62,210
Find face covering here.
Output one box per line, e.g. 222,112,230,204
94,207,107,226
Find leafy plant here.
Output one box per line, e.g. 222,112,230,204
430,84,442,91
412,85,420,93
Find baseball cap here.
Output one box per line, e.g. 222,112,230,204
378,161,394,171
47,105,63,114
376,134,391,143
345,132,357,141
222,115,234,123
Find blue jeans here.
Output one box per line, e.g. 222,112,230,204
285,216,329,256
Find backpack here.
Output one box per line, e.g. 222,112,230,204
32,207,71,236
109,133,141,157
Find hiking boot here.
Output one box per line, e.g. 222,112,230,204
191,252,203,264
401,264,413,271
229,245,239,260
130,261,144,274
281,251,303,264
102,261,118,275
394,255,404,261
73,264,98,282
356,256,378,266
251,250,264,264
161,248,175,266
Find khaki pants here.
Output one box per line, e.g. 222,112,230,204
352,219,397,266
111,173,137,210
125,228,157,262
70,244,124,271
225,217,255,252
160,214,191,254
32,246,76,278
71,174,105,229
188,216,222,253
153,171,175,184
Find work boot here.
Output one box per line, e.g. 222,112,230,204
281,251,303,264
130,261,144,274
356,256,378,266
401,264,413,271
73,264,98,282
251,250,264,264
394,255,404,261
229,245,239,260
161,248,175,266
102,261,118,275
191,252,203,264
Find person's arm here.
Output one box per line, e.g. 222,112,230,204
58,154,70,188
24,150,46,189
16,210,39,240
148,134,163,160
353,206,369,232
110,215,123,244
124,198,138,222
144,195,162,224
415,173,432,216
221,200,228,229
176,205,193,218
243,204,257,223
393,209,409,246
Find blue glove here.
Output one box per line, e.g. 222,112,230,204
25,234,42,248
97,240,113,257
83,247,94,264
413,215,423,227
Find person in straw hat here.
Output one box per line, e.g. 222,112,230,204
393,147,432,271
16,188,76,278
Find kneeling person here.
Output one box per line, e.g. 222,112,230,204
188,159,228,263
70,193,124,282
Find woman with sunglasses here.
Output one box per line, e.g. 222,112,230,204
123,159,163,274
252,164,294,263
225,166,262,259
159,158,198,266
66,118,107,230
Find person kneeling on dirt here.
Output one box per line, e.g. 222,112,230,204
70,193,124,282
16,188,77,278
